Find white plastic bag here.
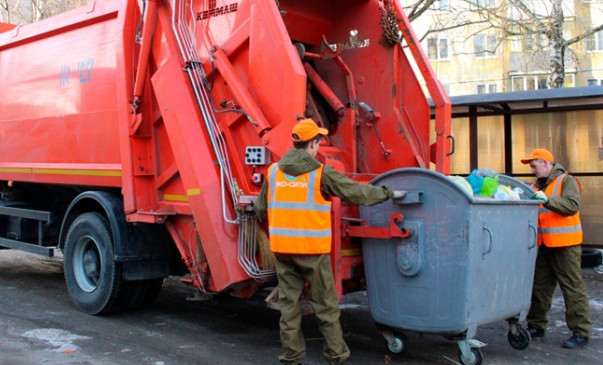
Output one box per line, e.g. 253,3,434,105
493,185,520,200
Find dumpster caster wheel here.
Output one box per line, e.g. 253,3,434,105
508,326,531,350
458,347,482,365
386,333,408,354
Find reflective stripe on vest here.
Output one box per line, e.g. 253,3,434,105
266,164,332,254
536,173,583,247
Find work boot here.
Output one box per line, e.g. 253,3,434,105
562,335,589,349
527,327,545,338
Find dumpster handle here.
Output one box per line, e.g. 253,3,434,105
528,223,537,250
482,226,493,259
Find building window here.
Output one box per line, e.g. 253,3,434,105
427,37,449,60
476,83,498,94
511,75,549,91
521,29,546,51
522,34,534,51
585,30,603,51
474,34,497,58
587,79,603,86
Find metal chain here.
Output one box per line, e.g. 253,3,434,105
379,2,402,46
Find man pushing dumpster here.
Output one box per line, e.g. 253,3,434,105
521,148,592,349
254,118,406,364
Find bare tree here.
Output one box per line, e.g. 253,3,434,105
405,0,437,22
0,1,8,23
1,0,89,24
404,0,492,42
402,0,603,88
0,0,21,23
504,0,603,87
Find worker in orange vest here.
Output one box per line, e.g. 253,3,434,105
521,148,591,349
254,118,406,365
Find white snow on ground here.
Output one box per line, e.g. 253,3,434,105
590,299,603,311
551,296,565,308
22,328,91,352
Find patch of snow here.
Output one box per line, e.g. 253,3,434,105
589,299,603,311
22,328,91,353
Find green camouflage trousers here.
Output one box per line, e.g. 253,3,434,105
527,244,592,337
274,253,350,364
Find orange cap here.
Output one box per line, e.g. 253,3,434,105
521,148,554,164
291,118,328,142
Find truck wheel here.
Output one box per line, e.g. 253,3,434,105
63,212,127,315
581,248,602,268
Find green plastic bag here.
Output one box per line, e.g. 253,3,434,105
479,176,498,197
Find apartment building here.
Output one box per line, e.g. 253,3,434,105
402,0,603,96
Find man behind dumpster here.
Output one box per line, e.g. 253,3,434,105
521,148,592,349
254,118,407,364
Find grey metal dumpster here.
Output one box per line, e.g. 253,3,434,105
359,168,540,365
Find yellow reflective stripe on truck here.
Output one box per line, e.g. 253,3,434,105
163,194,188,202
163,189,202,202
0,167,122,176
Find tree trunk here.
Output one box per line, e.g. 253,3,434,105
547,0,565,88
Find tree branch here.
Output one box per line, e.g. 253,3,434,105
565,23,603,46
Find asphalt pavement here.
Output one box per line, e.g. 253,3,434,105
0,249,602,364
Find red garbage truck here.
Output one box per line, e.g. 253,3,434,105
0,0,457,358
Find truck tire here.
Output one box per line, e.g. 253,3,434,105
63,212,129,315
581,248,602,268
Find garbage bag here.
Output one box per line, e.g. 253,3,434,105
467,169,499,197
448,176,473,196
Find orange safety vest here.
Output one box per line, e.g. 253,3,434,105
266,163,332,254
536,173,583,247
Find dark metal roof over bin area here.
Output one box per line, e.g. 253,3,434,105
430,86,603,247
